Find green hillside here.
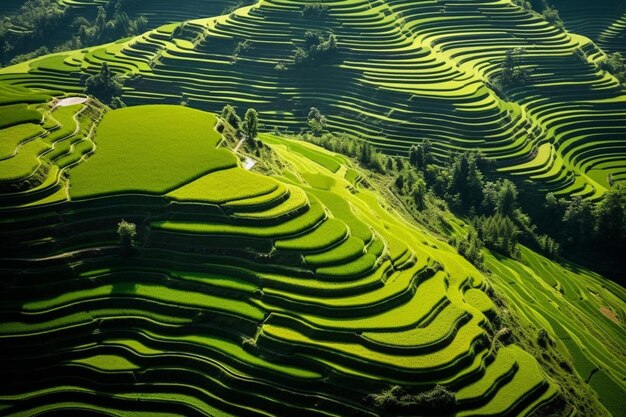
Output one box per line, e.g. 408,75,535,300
2,0,626,200
0,1,625,416
0,92,623,416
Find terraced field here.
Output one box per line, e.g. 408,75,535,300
554,0,626,57
1,1,625,416
57,0,245,28
2,0,626,200
0,101,581,416
486,248,626,417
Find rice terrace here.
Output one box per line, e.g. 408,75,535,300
0,0,625,416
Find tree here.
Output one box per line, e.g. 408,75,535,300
496,48,528,91
477,214,519,257
242,108,259,142
109,96,126,109
302,3,329,18
465,155,484,210
409,144,425,170
85,62,124,105
360,142,373,165
497,180,517,216
412,177,427,210
395,174,405,192
562,196,595,245
220,104,241,129
307,107,327,135
598,53,626,85
595,184,626,250
293,30,338,66
422,139,434,165
449,151,483,212
481,181,499,215
541,0,564,29
117,220,137,255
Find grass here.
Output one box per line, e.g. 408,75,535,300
0,104,42,129
1,91,618,414
73,354,139,371
0,123,44,159
0,0,624,410
0,138,49,182
22,282,265,321
70,105,237,198
168,167,279,204
275,218,347,251
304,236,365,265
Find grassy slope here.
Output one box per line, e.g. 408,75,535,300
1,0,625,199
3,101,620,416
69,105,237,198
485,247,626,416
0,0,623,414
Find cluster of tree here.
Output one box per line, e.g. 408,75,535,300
117,219,137,256
539,0,564,29
475,214,520,258
231,39,252,64
307,107,327,135
367,385,456,414
511,0,564,29
220,105,260,147
317,137,388,174
74,2,147,46
291,112,626,268
493,48,529,94
221,0,256,16
84,62,126,108
293,30,338,66
293,125,526,261
541,185,626,255
293,112,387,172
302,3,329,18
597,53,626,85
457,230,484,268
1,0,147,66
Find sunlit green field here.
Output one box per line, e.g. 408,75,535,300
0,0,624,416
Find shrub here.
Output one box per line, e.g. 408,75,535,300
597,53,626,85
476,214,520,257
242,108,259,142
293,31,338,66
274,61,288,71
457,231,485,269
84,62,125,106
221,104,241,129
367,384,456,414
541,1,564,29
307,107,326,135
302,3,329,18
117,220,137,255
232,39,252,63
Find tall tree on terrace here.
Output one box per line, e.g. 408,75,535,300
242,108,259,143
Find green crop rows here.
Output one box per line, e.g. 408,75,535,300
2,0,625,199
0,99,583,416
0,0,625,416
